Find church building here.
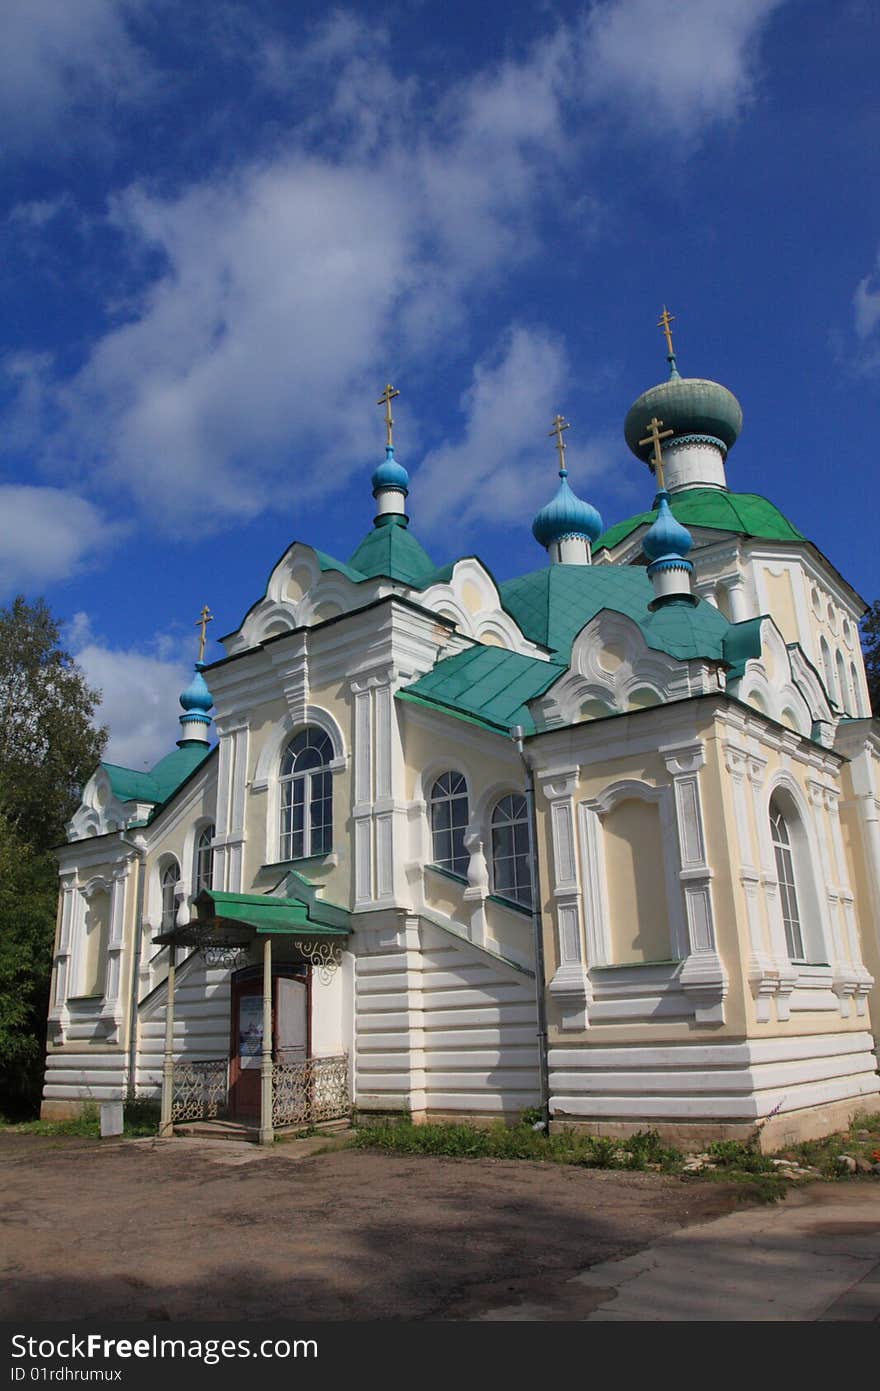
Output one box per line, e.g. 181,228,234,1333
42,315,880,1148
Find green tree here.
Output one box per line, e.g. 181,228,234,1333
861,600,880,717
0,597,107,1116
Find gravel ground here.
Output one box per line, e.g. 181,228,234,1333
0,1132,752,1321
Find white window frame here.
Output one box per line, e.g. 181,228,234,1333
279,727,334,861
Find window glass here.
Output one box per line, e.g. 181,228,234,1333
195,824,215,894
280,727,333,859
770,805,804,960
429,772,469,876
491,794,533,908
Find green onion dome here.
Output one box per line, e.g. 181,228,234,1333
625,373,743,462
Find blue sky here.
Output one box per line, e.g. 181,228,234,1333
2,0,879,768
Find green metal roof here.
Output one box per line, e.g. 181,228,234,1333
499,564,740,663
399,646,566,735
593,488,805,554
347,516,437,586
102,742,212,806
204,890,351,935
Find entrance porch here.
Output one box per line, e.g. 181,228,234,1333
154,887,352,1143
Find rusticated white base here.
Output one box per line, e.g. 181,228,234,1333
549,1031,880,1146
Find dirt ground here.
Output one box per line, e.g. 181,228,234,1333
0,1132,753,1321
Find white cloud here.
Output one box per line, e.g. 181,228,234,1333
0,0,148,151
854,259,880,341
68,617,196,770
12,1,787,537
415,325,611,540
0,485,123,597
582,0,785,136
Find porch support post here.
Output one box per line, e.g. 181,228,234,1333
259,936,274,1145
159,944,176,1138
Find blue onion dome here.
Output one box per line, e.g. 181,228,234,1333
532,473,603,548
624,370,743,463
643,492,694,563
179,662,214,714
371,445,409,496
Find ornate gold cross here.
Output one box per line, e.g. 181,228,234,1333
548,413,570,473
657,305,676,359
377,383,400,448
195,604,213,662
639,416,674,490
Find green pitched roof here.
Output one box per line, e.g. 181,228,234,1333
204,890,350,935
347,517,437,585
399,646,566,735
102,742,212,807
593,488,805,555
499,564,738,663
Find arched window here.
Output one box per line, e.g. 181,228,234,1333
429,772,469,876
194,824,215,894
160,861,181,932
769,802,804,961
280,727,333,860
491,794,532,908
835,650,849,713
850,663,863,717
820,636,836,706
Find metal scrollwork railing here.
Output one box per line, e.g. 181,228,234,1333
272,1053,350,1128
171,1058,229,1123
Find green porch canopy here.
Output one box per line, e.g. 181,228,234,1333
155,887,351,948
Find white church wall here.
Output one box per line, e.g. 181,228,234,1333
137,951,232,1096
354,917,540,1118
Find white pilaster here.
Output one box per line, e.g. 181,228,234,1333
662,742,728,1024
544,771,591,1029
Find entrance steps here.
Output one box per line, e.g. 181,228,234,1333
174,1116,353,1144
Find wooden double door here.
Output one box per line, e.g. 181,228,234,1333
229,964,310,1120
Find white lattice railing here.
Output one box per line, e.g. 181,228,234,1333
171,1058,229,1123
272,1053,350,1128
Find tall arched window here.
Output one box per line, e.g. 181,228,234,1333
160,861,181,932
280,727,333,860
835,650,849,713
769,802,805,961
429,772,469,876
194,824,215,894
491,794,532,908
820,636,836,706
850,662,863,717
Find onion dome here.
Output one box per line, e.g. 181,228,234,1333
178,661,213,745
371,445,409,497
625,371,743,463
643,490,695,608
643,492,693,564
532,473,603,549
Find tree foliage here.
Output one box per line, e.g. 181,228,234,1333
861,600,880,717
0,597,107,1116
0,596,107,849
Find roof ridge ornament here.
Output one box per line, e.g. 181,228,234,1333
638,415,674,491
377,382,400,449
658,304,680,379
548,413,570,477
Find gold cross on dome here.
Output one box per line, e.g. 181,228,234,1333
377,383,400,448
638,416,674,490
657,305,676,359
195,604,214,662
548,414,570,473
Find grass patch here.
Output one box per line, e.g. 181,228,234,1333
782,1109,880,1178
352,1121,682,1172
1,1096,162,1139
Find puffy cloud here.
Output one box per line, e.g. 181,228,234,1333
0,0,148,151
68,615,195,770
582,0,785,137
854,258,880,342
11,1,787,539
0,485,123,597
415,325,613,539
